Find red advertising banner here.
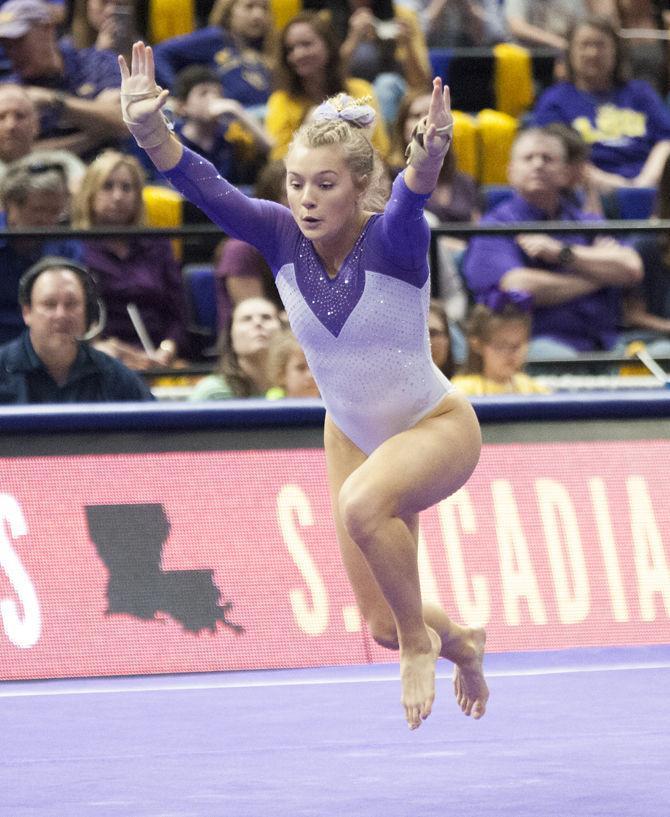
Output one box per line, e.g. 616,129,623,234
1,440,669,680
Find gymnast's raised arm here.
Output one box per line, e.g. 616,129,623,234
118,42,182,171
118,42,288,255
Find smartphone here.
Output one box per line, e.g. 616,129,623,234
375,19,399,39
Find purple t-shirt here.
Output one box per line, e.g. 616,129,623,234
462,193,623,351
153,27,271,107
83,238,188,353
215,238,281,331
3,41,121,143
531,80,670,178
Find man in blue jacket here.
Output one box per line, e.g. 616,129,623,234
0,256,154,403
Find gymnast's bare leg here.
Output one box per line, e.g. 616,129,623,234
324,391,488,729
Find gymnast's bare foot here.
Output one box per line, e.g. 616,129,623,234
452,627,488,719
400,627,442,730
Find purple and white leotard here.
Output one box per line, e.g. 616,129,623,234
164,148,455,454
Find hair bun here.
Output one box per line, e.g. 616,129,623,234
312,93,376,129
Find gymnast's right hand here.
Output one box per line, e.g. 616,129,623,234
118,41,171,148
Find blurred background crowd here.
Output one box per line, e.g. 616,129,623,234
2,0,670,403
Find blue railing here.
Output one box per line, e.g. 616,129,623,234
2,391,670,434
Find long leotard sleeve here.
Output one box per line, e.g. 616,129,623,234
367,171,433,287
161,147,296,272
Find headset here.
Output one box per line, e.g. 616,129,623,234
18,256,106,341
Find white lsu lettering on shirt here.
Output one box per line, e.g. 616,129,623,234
0,494,41,648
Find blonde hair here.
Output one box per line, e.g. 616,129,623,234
72,150,146,228
288,94,390,212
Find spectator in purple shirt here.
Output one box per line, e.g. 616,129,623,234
531,16,670,194
72,150,190,369
0,0,127,159
152,0,274,110
462,126,643,358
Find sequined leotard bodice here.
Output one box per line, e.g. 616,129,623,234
165,148,454,454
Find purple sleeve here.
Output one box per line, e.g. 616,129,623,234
462,222,526,295
162,147,294,271
365,171,432,286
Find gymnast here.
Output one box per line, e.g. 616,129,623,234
119,42,488,730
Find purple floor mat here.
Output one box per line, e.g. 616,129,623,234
1,646,669,817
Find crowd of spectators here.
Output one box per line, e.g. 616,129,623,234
1,0,670,404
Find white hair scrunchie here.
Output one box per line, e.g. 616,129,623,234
312,94,376,129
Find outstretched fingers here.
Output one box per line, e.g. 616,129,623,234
130,40,140,75
118,53,129,81
442,83,451,117
423,78,452,156
427,77,451,124
126,41,155,83
144,43,158,85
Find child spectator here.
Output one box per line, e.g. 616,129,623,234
452,294,549,395
266,329,320,398
189,296,282,400
172,64,271,184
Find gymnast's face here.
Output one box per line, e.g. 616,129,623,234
285,143,364,246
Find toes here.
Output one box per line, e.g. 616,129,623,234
472,700,486,719
405,704,421,730
420,693,434,721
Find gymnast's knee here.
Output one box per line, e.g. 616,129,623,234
338,479,384,548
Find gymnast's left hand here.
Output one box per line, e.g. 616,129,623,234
423,77,453,157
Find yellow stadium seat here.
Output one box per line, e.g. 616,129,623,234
143,185,184,260
451,110,478,179
493,43,534,119
270,0,302,30
476,109,519,185
149,0,195,43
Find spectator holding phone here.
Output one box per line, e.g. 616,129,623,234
67,0,140,60
338,0,431,126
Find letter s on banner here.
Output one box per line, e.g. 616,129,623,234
0,494,41,648
277,484,329,635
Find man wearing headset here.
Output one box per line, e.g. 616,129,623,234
0,256,154,403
